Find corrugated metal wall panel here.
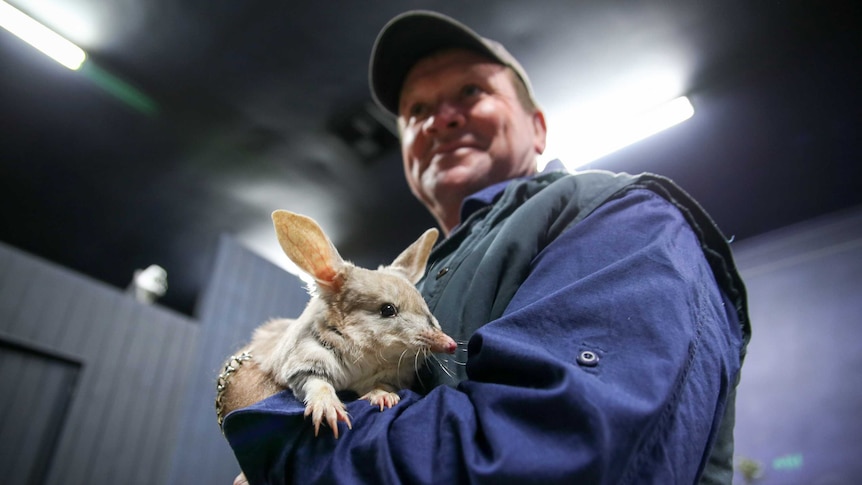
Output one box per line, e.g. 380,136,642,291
138,318,200,483
0,339,80,485
0,242,198,485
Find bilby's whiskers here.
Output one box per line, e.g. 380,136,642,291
394,348,412,388
430,354,456,380
378,348,390,364
413,349,427,389
397,348,409,370
440,357,467,367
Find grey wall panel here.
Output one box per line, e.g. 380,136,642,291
0,340,80,485
732,207,862,483
57,297,129,482
90,303,155,483
168,234,309,485
137,321,199,482
0,243,198,485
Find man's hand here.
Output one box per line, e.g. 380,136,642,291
233,472,248,485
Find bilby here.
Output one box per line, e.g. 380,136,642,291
216,210,456,438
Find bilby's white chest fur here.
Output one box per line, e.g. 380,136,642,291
244,210,456,438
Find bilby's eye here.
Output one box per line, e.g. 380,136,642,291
380,303,398,318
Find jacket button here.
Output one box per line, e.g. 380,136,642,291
577,350,599,367
436,267,449,279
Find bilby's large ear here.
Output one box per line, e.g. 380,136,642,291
388,228,439,284
272,210,345,292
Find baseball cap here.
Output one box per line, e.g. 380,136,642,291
369,10,536,116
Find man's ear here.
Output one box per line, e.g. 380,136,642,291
532,109,547,155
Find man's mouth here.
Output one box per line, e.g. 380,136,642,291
431,140,478,158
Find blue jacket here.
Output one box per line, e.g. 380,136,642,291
224,167,749,484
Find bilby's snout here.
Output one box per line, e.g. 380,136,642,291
430,332,457,354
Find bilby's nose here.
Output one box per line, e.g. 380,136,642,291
431,333,457,354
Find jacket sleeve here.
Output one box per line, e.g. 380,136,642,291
222,188,744,485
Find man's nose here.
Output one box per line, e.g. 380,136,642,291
422,102,465,134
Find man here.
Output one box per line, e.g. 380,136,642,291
224,10,749,484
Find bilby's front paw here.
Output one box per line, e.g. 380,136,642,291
360,388,401,411
304,388,352,439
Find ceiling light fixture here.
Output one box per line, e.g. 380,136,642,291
542,95,695,171
0,0,86,70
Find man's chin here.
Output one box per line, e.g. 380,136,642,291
427,173,490,199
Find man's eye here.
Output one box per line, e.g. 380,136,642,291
408,103,427,117
461,84,482,97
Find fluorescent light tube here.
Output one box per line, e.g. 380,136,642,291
546,96,695,171
0,0,86,70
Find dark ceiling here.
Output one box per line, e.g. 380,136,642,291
1,1,860,317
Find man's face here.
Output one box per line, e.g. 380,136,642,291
397,49,546,218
